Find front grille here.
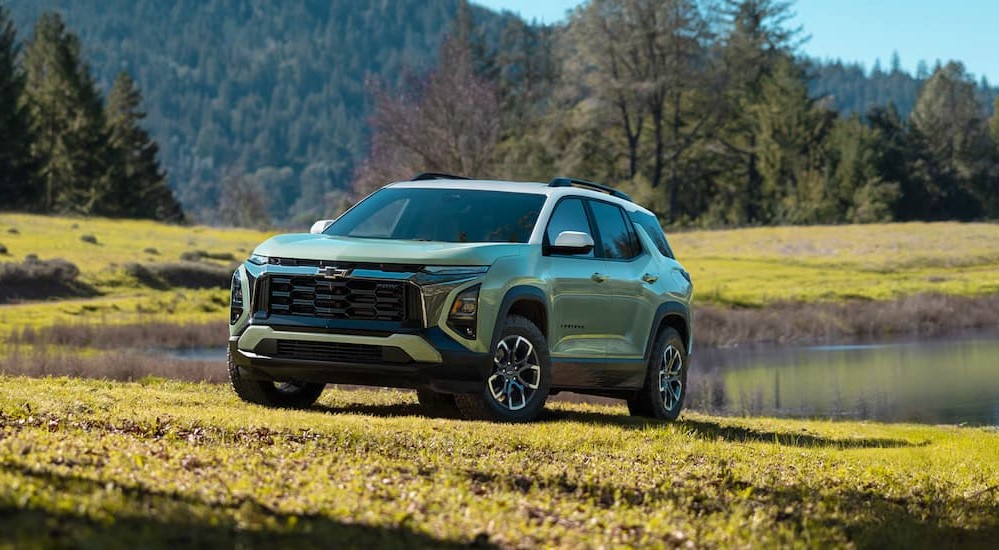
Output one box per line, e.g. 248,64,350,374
267,275,408,321
275,340,382,363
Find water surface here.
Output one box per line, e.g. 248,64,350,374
689,332,999,426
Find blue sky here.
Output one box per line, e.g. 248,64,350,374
472,0,999,84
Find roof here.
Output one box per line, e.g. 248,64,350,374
387,178,653,215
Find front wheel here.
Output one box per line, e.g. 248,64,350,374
627,327,688,421
455,315,551,422
228,348,325,408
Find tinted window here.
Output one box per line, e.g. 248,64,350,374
327,188,544,243
629,211,675,259
545,199,593,257
589,201,641,259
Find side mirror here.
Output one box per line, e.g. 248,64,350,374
310,219,333,234
551,230,594,255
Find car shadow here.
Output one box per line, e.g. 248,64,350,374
311,401,923,450
311,402,462,419
542,408,922,448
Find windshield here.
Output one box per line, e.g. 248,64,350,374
325,187,545,243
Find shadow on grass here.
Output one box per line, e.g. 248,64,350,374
540,409,923,449
677,418,924,449
311,401,920,449
1,464,487,549
312,402,436,418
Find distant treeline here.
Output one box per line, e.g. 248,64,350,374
358,0,999,226
4,1,999,226
0,8,181,221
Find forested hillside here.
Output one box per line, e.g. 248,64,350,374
4,0,999,226
808,56,998,118
6,0,518,223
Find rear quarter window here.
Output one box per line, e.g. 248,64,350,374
629,212,675,259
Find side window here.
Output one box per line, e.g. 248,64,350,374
629,212,675,259
545,198,594,258
589,200,641,260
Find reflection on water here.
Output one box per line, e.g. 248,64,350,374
163,348,226,361
689,332,999,426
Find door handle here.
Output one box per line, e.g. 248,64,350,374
591,273,608,283
642,273,659,284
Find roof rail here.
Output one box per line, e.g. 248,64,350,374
547,177,632,202
411,172,471,181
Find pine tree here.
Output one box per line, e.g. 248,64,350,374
909,62,992,220
22,12,113,215
0,5,35,209
106,71,183,221
716,0,803,224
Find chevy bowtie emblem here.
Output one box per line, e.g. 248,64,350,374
319,266,352,280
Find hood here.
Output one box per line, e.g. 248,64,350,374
253,233,526,265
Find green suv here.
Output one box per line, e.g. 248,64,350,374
228,174,693,422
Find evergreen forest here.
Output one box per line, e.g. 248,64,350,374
2,0,999,226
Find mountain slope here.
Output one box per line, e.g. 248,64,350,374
8,0,489,221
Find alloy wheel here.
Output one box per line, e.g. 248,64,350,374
658,344,684,412
487,335,542,411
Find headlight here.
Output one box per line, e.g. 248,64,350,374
447,285,480,339
230,270,243,325
247,253,268,265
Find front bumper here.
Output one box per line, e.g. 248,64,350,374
228,325,492,394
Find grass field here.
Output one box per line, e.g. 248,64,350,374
2,214,999,337
0,213,269,332
671,222,999,306
1,376,997,548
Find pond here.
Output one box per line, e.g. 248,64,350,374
688,331,999,426
161,332,999,426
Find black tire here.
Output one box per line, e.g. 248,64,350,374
416,388,459,417
627,327,688,421
454,315,551,423
227,348,325,408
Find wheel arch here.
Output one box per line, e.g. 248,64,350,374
644,301,692,361
495,285,549,341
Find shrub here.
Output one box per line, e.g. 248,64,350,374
143,247,160,255
180,250,237,263
0,243,7,255
80,234,98,244
125,261,230,290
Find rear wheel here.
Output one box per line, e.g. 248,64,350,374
227,348,325,408
455,315,551,422
627,327,687,421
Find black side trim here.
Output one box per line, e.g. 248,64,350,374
494,286,550,341
643,301,691,361
551,358,646,390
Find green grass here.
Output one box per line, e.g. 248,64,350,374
1,376,997,548
3,214,999,333
671,222,999,306
0,213,270,332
